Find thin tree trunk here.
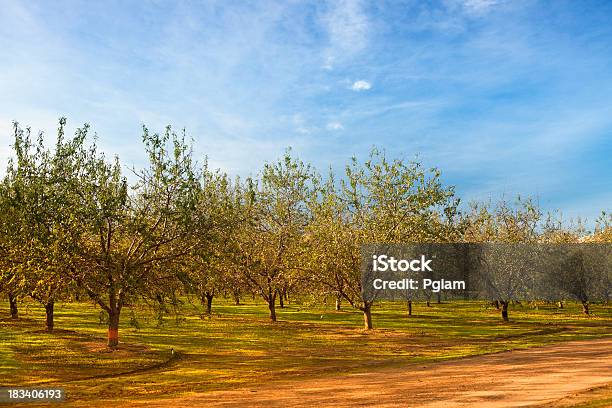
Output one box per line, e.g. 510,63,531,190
437,292,441,304
156,294,168,313
407,300,413,316
108,307,121,348
233,289,240,305
582,301,589,315
8,292,18,319
277,289,284,308
363,304,373,329
268,291,277,322
202,291,214,315
501,301,509,322
493,300,500,310
45,300,54,332
557,301,563,309
426,300,431,307
335,296,341,311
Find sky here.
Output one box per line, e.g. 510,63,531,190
0,0,611,225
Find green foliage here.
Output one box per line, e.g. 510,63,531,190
303,149,460,327
1,118,609,341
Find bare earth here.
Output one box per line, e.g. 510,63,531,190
138,338,612,408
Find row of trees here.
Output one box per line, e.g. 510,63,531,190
1,120,610,346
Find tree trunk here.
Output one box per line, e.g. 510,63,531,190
277,289,284,308
268,292,277,322
202,291,214,315
206,294,213,315
8,292,18,319
426,300,431,307
557,301,563,309
108,308,120,348
493,300,500,310
45,300,54,332
335,296,341,311
437,292,441,304
233,289,240,305
156,294,168,313
582,301,589,315
407,300,413,316
363,305,373,330
501,301,509,322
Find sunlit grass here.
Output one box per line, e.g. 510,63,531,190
1,298,610,405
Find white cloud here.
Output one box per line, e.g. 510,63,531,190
351,80,371,91
326,121,344,131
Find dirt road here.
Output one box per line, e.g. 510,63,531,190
139,338,612,407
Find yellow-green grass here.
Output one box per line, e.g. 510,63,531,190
1,298,611,405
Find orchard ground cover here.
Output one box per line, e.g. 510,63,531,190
1,298,610,406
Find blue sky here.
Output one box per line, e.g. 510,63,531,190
0,0,611,224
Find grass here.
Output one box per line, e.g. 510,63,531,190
1,298,611,406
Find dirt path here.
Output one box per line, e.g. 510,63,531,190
139,338,612,407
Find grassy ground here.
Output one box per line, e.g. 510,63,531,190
1,298,611,406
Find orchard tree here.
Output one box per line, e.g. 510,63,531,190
306,149,458,329
588,213,612,303
544,244,610,315
304,173,360,313
0,171,22,319
474,244,539,321
588,212,612,243
230,151,317,322
463,197,542,321
7,119,89,331
183,171,243,315
71,126,212,348
540,211,583,244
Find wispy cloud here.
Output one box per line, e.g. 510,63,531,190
456,0,499,14
326,121,344,131
351,80,371,91
320,0,370,69
296,127,313,135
